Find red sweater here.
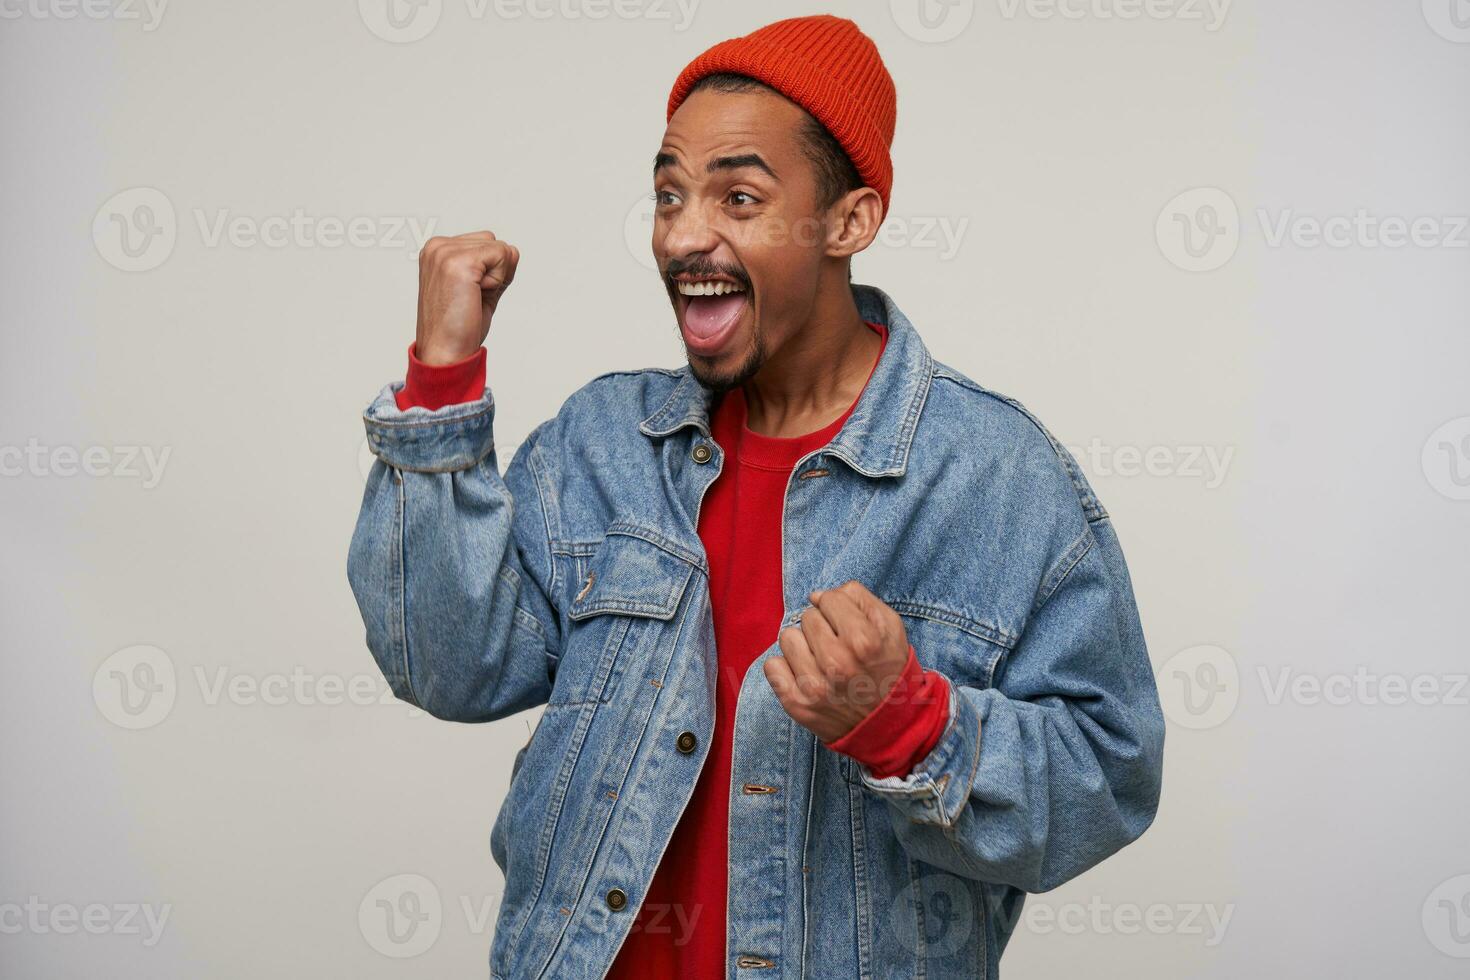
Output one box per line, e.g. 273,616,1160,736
395,323,951,977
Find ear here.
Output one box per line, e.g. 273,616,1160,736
824,187,884,261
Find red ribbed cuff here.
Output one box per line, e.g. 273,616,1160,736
824,644,950,779
394,342,487,411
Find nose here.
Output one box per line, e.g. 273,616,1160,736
655,199,720,267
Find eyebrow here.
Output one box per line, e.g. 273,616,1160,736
653,151,778,180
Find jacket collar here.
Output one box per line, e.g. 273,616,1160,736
638,283,934,479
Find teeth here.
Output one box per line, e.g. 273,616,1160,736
676,280,746,297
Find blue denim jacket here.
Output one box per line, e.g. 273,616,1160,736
348,283,1164,979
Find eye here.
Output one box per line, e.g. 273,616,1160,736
652,189,681,208
727,190,759,207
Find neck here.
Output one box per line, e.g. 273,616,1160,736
741,273,879,439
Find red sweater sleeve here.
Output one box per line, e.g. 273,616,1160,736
393,342,487,411
823,644,951,779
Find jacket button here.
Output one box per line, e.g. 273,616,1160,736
676,730,697,753
606,887,628,911
691,443,713,464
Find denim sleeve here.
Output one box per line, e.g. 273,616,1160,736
346,382,562,722
854,518,1165,893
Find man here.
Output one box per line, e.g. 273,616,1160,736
348,14,1164,979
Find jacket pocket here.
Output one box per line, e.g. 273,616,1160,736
550,525,695,707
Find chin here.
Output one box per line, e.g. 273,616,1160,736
687,344,763,395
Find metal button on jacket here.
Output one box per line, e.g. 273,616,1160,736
606,888,628,911
691,442,713,464
676,730,697,753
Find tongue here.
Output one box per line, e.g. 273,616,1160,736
684,292,747,340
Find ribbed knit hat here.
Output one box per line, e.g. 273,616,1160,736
667,15,897,219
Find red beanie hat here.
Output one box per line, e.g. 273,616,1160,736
667,14,897,220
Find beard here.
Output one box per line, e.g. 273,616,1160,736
686,324,766,396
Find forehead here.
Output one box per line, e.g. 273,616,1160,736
659,85,809,171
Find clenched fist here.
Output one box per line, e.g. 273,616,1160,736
764,580,914,743
414,231,520,365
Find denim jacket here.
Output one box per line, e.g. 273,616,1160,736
347,283,1165,979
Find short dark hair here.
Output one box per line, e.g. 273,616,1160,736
684,72,864,213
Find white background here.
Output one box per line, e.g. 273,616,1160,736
2,0,1467,976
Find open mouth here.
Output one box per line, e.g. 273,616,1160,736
674,278,750,357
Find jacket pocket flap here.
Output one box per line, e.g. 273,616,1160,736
567,530,693,621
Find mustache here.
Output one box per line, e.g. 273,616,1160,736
663,257,751,291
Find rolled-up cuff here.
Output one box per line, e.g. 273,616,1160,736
854,681,984,830
825,644,950,778
363,381,496,473
395,342,487,411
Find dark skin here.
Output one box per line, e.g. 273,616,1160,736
653,86,885,439
654,87,919,743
